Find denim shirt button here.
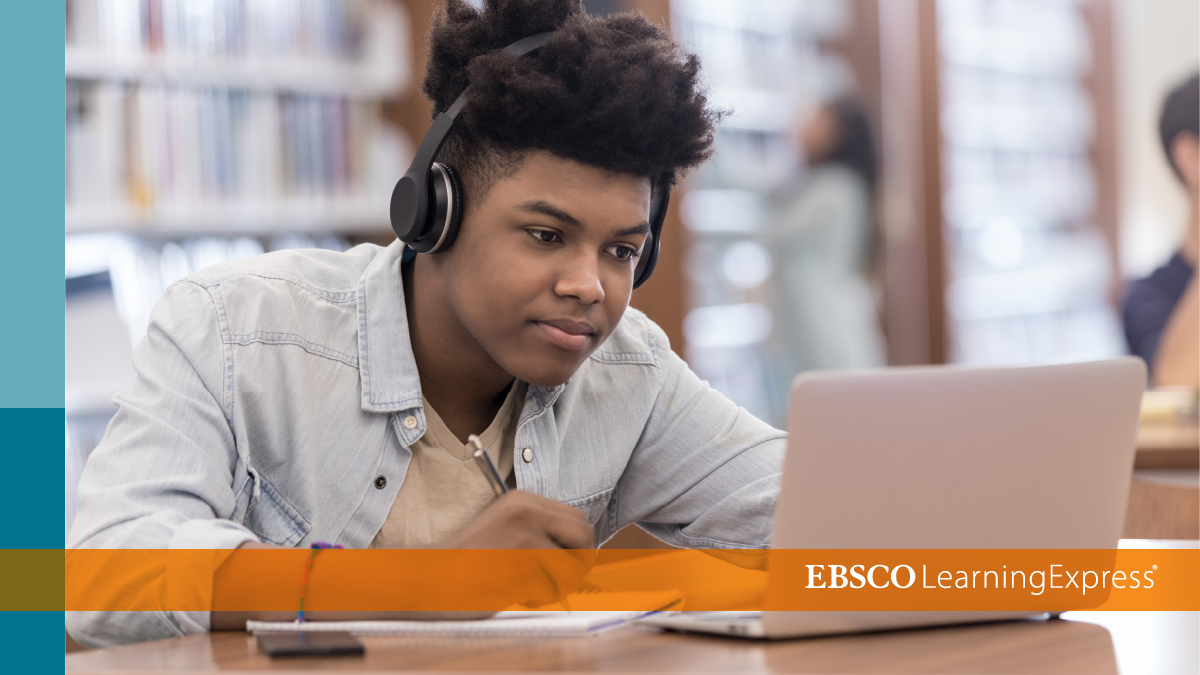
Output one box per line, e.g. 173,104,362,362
374,475,387,489
521,448,533,463
403,416,418,430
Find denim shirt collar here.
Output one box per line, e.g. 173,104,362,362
356,241,423,422
355,241,567,437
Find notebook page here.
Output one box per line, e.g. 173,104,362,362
247,591,683,637
249,612,646,636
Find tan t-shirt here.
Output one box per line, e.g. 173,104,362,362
370,381,526,549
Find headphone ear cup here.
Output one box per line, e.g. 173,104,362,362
408,162,463,254
632,229,659,289
633,188,668,289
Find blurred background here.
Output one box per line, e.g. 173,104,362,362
64,0,1198,537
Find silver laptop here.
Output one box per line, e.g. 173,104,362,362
640,358,1146,638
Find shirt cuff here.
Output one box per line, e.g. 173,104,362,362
167,519,260,634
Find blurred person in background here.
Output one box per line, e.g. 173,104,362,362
764,99,886,387
1123,73,1199,388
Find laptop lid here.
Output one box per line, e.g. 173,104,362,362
759,359,1144,637
771,358,1145,552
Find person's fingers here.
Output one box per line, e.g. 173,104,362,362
536,505,593,550
440,491,599,608
565,545,597,570
496,492,592,550
547,522,593,550
520,568,565,607
497,548,589,607
534,496,592,521
497,549,571,608
536,548,592,601
446,491,594,551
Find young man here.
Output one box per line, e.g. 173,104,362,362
1123,73,1199,387
67,0,784,647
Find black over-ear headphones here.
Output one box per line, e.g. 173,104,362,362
389,31,668,289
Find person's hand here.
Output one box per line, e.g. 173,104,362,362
442,490,595,607
444,490,592,549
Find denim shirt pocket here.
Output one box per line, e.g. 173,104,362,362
563,487,615,527
230,470,311,547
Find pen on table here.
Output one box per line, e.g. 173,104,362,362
468,434,572,613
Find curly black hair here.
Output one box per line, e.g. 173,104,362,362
422,0,720,204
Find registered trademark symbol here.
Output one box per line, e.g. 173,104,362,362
1153,565,1158,570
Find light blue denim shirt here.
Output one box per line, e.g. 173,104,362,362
67,240,785,647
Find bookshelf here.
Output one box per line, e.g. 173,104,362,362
934,0,1124,365
63,1,417,511
64,0,413,236
873,0,1123,367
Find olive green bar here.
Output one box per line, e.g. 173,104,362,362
0,550,64,610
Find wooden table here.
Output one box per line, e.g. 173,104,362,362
64,612,1198,674
1135,421,1199,469
1125,420,1200,539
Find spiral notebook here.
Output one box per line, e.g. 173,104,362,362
247,590,683,637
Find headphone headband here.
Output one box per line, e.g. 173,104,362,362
390,30,668,288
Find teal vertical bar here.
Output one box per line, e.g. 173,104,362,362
0,3,64,408
0,2,67,673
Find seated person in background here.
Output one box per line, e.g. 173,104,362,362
67,0,783,648
1124,73,1199,388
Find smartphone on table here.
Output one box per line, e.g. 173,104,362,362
256,631,365,658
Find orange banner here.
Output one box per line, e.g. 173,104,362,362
54,548,1199,612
